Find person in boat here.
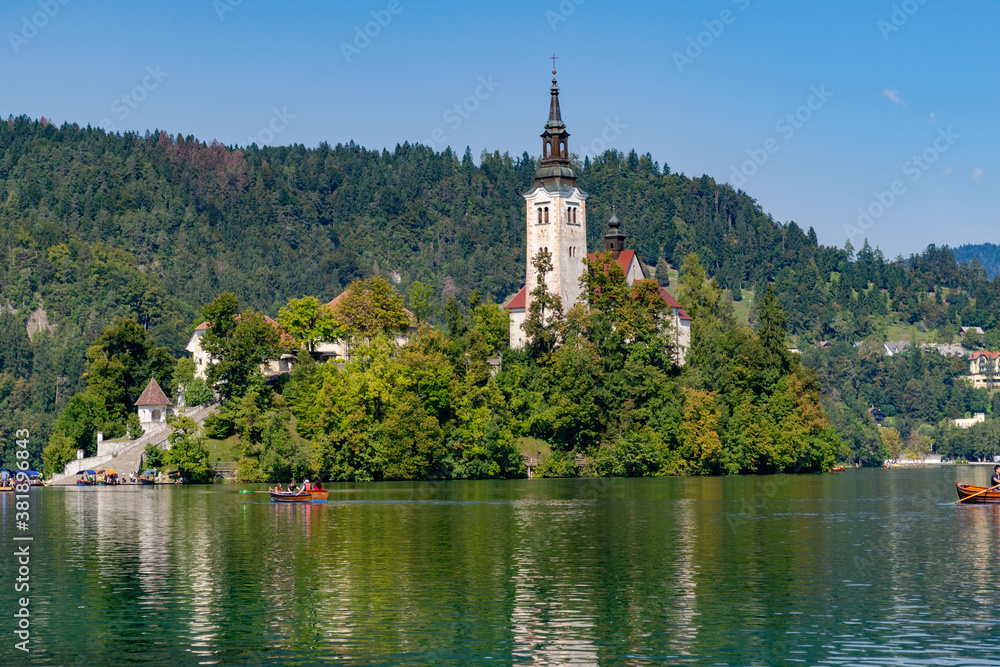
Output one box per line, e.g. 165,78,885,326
303,479,312,491
992,465,1000,489
313,480,324,491
287,479,297,493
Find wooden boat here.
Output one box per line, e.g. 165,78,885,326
23,471,44,486
77,469,97,486
828,466,846,472
0,467,15,491
955,483,1000,504
269,488,329,503
137,470,157,485
95,468,119,486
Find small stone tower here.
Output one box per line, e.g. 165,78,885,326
135,377,172,434
521,65,589,327
604,206,626,259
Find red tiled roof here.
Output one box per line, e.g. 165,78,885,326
504,286,527,310
658,287,692,321
135,377,171,407
193,315,295,344
586,249,636,275
969,351,1000,360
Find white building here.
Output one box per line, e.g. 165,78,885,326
135,377,172,434
185,316,295,381
505,69,691,362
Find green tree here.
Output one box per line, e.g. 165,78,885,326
523,249,564,358
277,296,338,353
408,281,435,323
165,415,212,483
200,294,282,402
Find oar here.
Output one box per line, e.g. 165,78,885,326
955,483,1000,503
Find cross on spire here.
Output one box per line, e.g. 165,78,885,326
550,53,558,74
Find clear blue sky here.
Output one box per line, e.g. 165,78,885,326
1,0,996,257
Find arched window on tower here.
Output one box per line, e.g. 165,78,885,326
544,207,549,223
537,208,543,224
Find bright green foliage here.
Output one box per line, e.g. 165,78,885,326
332,276,411,343
408,281,435,323
165,415,212,483
41,433,76,476
277,296,337,352
200,294,282,402
143,441,165,469
523,249,564,358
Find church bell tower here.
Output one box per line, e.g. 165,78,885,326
521,62,589,324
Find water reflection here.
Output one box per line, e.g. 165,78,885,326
8,471,1000,665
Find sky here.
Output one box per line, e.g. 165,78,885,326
1,0,996,258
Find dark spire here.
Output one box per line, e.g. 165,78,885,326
534,58,575,191
605,204,626,259
548,73,563,127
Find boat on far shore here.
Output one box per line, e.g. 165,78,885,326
77,470,97,486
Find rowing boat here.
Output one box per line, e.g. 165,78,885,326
269,489,329,503
955,483,1000,504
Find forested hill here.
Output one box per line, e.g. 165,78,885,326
953,243,1000,280
3,114,1000,461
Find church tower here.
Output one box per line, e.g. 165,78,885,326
604,206,626,260
518,66,589,337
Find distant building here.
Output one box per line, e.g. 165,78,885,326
868,405,885,425
186,315,296,381
953,412,986,429
135,377,172,434
960,326,985,337
503,69,691,362
965,351,1000,390
883,341,910,356
313,291,418,362
922,343,966,357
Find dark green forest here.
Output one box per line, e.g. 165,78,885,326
3,115,1000,472
953,243,1000,280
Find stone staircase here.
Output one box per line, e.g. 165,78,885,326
48,403,219,486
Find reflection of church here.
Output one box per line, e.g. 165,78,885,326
504,68,691,362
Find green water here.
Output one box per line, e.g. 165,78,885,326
3,467,1000,665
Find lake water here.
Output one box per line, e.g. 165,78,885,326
3,467,1000,665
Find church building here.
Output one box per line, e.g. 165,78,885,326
505,67,691,362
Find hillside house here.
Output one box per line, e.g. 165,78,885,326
313,291,418,362
966,351,1000,390
883,341,910,356
186,315,296,381
953,412,986,429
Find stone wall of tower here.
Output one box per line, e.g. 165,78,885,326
522,186,588,317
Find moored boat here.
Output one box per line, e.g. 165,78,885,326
137,470,157,485
828,466,846,472
23,471,44,486
0,468,15,491
77,469,97,486
956,482,1000,504
95,468,119,486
